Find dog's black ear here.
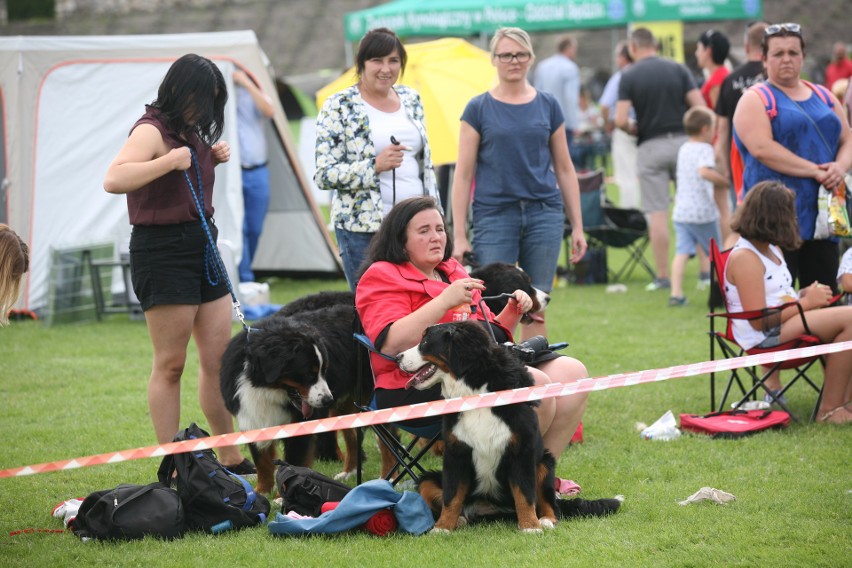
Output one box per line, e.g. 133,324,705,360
254,340,304,385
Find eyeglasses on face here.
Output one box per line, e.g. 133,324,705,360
764,23,802,37
495,51,531,64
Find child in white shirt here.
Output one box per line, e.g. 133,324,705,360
669,107,728,306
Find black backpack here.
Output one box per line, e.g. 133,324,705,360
157,423,270,533
274,460,352,517
72,482,184,541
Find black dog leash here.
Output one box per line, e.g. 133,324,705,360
183,146,251,333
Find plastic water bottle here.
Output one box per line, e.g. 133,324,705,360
732,400,770,411
211,520,233,534
451,303,471,321
642,426,682,441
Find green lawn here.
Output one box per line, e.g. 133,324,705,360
0,250,848,567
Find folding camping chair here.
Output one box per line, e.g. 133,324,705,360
565,168,654,283
707,239,826,422
353,330,442,487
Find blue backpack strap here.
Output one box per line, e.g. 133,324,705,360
802,80,835,108
224,467,258,512
750,82,777,119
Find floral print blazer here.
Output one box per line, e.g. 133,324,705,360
314,84,438,233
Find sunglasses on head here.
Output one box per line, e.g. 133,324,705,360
764,23,802,37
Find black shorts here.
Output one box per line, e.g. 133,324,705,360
129,220,229,311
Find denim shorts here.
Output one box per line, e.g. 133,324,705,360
335,228,375,292
755,325,781,348
129,220,229,311
673,220,721,256
471,200,564,292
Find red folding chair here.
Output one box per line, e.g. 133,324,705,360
707,239,826,422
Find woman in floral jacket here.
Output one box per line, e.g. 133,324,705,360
315,28,438,290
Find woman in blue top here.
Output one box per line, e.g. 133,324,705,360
733,23,852,293
451,27,586,341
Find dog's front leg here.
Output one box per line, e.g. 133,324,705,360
433,438,473,533
508,440,544,532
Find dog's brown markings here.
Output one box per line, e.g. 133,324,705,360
422,353,451,374
535,463,557,524
510,484,541,531
434,481,470,531
418,478,444,516
254,446,278,495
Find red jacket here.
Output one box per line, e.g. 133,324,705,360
356,258,510,390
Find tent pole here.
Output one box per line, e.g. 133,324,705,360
344,41,354,68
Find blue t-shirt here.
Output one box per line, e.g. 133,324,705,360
462,91,564,214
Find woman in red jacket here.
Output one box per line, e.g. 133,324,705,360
356,196,588,458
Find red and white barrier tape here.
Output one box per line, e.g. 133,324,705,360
2,340,849,479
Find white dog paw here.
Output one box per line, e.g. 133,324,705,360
539,518,556,530
333,470,354,481
520,526,544,534
430,527,452,534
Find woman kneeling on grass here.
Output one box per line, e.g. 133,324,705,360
725,181,852,423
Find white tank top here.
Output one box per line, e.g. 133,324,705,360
724,237,798,350
363,102,425,215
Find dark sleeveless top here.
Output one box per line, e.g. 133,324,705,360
126,106,215,225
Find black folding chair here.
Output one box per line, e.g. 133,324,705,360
565,168,654,283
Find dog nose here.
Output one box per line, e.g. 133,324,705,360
321,393,334,407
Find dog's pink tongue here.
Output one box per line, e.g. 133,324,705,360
301,400,313,419
404,364,436,389
527,312,545,323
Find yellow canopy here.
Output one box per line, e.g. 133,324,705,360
316,38,496,166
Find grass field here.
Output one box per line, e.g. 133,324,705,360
0,249,849,567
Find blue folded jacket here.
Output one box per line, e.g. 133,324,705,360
267,479,434,536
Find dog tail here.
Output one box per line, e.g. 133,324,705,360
556,495,623,518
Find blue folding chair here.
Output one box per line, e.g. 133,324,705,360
353,331,442,487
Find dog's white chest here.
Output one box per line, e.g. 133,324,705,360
453,409,512,497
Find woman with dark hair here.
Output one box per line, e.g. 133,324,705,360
725,181,852,423
733,23,852,293
696,29,730,109
315,27,438,291
103,54,252,470
356,196,589,457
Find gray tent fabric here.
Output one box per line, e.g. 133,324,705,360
0,31,340,313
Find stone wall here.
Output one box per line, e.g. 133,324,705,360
3,0,849,87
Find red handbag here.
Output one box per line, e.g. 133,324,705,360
679,410,790,438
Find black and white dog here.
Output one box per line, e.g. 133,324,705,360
398,321,620,532
470,263,550,324
219,302,369,493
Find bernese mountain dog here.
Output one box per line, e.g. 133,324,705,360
469,262,550,325
219,301,370,494
398,321,620,532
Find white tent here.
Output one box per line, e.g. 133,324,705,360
0,30,341,314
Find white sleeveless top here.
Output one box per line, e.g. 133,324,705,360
724,238,798,350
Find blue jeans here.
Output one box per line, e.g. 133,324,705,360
472,200,564,292
335,228,375,291
238,165,270,282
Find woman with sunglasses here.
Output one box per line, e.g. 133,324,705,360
733,23,852,293
451,27,586,342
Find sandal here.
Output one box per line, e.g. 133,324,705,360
223,458,256,475
816,406,852,424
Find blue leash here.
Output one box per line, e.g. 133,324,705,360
183,146,250,333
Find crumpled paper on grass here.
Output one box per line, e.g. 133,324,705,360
678,487,736,506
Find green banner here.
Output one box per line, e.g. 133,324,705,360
344,0,763,41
